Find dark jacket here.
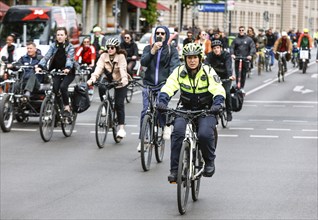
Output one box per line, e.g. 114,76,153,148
141,26,180,86
204,51,232,79
16,54,43,80
265,33,276,47
120,41,138,61
230,34,256,57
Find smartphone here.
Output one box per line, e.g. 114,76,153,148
156,36,162,42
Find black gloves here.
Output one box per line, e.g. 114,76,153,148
210,104,222,114
157,102,167,112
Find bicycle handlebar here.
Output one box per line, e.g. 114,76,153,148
165,108,213,118
93,80,122,88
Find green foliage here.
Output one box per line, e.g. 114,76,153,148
64,0,82,14
141,0,158,27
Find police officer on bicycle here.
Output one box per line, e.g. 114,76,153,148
157,43,225,182
205,39,234,121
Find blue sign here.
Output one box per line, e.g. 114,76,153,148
197,4,225,12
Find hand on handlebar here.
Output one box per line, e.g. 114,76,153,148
210,104,222,114
63,69,70,74
247,55,252,60
157,102,167,112
229,75,235,81
231,54,236,59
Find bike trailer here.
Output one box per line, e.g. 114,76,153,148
230,86,244,112
72,83,90,113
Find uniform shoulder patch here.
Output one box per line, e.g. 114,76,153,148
213,74,221,83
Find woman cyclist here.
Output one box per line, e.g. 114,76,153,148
36,27,75,117
75,37,96,94
87,38,129,139
119,32,138,76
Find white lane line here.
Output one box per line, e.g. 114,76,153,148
53,130,77,133
244,104,258,107
76,123,95,126
250,135,279,138
126,116,139,118
302,129,318,132
293,105,314,108
90,131,112,134
263,79,273,83
131,133,139,135
125,125,138,127
266,128,291,131
249,119,274,122
11,128,37,132
293,136,318,139
283,120,308,123
244,100,318,104
229,127,254,130
218,134,239,137
264,104,286,107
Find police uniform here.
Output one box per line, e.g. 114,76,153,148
159,64,225,172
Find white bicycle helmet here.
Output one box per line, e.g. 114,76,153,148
105,38,120,47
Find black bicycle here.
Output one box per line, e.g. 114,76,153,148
39,70,77,142
276,51,287,82
94,81,121,148
125,74,142,103
139,82,166,171
165,108,218,215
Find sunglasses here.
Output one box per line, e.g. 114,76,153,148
124,36,130,39
239,29,245,32
156,32,165,36
107,46,115,50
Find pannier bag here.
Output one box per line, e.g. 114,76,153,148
72,82,91,113
230,86,244,112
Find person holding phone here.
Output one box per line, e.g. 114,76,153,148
137,26,180,151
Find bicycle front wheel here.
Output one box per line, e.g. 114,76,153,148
39,97,56,142
0,94,14,132
191,143,202,201
140,114,153,171
95,102,110,148
220,111,228,128
112,113,121,143
177,140,191,215
62,111,77,137
154,122,165,163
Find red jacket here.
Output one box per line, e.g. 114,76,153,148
75,45,96,64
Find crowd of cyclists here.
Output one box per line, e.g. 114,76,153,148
0,24,317,183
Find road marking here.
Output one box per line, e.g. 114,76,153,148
293,136,318,139
89,131,112,134
293,85,314,94
76,123,95,126
263,78,273,83
283,120,308,123
248,119,274,122
218,134,238,137
312,73,318,78
125,125,138,127
131,133,139,135
244,104,258,107
264,104,286,107
11,128,37,132
266,128,291,131
302,129,318,132
229,127,254,130
292,105,314,108
245,100,318,104
250,135,279,138
53,130,77,133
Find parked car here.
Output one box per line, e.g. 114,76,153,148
136,32,152,56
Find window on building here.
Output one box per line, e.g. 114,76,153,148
264,0,268,5
276,14,280,30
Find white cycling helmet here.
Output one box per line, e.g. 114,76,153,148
105,38,120,47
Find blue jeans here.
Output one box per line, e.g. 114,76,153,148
266,46,274,65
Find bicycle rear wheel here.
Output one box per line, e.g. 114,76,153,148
177,140,191,215
220,111,228,128
39,97,56,142
154,122,165,163
191,143,202,201
95,102,110,148
62,98,77,137
0,94,14,132
140,114,153,171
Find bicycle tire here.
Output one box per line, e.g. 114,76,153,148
220,111,228,128
126,84,134,103
62,111,77,137
39,97,55,142
177,140,190,215
302,61,307,74
154,121,165,163
95,102,110,148
140,114,153,171
0,94,14,132
191,143,202,201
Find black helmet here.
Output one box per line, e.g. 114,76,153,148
182,43,203,59
211,40,223,48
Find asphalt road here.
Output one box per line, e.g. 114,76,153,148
1,53,317,219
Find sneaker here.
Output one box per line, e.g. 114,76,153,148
163,125,171,140
203,160,215,177
168,170,178,183
101,107,106,116
117,129,126,138
137,143,141,152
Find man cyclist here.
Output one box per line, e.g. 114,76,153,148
137,25,180,151
230,26,256,91
265,28,277,66
273,31,292,72
157,43,225,182
297,28,313,69
204,40,234,121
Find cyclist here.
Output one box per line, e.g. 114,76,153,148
256,29,266,67
195,31,212,58
265,28,277,66
119,32,138,76
87,38,129,138
297,28,314,69
157,43,225,182
230,26,256,91
36,27,75,117
273,31,292,72
204,40,234,121
137,25,180,151
12,42,43,98
247,27,258,69
75,36,96,95
91,26,106,61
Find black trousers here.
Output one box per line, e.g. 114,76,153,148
53,73,75,106
170,115,217,171
222,80,232,113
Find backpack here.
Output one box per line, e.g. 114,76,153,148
230,86,244,112
72,82,91,113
